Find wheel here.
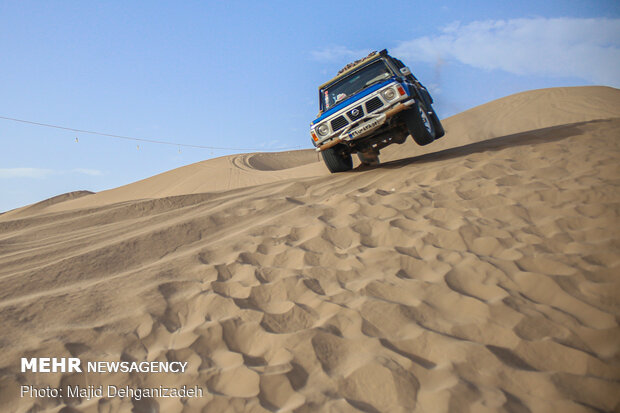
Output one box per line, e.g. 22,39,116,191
428,105,445,139
357,150,380,166
405,101,435,146
321,144,353,173
416,87,444,138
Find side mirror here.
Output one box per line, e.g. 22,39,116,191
400,67,412,77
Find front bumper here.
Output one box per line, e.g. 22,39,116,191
316,99,414,151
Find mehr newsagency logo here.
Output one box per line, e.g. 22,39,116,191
21,357,187,373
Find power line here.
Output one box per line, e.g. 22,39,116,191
0,115,303,151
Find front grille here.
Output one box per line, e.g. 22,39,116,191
346,105,364,122
365,97,383,113
330,116,348,131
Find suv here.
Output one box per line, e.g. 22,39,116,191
310,49,444,172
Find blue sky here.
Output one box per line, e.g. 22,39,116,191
1,0,619,212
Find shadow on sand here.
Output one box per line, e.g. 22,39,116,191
356,118,613,172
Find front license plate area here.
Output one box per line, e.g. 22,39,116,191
347,117,383,139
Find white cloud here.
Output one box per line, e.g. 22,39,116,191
0,168,54,178
73,168,103,176
311,45,372,62
393,17,620,87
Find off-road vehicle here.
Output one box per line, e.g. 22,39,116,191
310,49,444,172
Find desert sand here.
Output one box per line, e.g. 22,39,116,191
1,86,619,412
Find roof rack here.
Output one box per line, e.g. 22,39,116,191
318,49,388,91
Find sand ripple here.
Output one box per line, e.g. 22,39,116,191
1,87,619,412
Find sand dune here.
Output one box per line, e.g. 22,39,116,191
1,86,619,412
5,86,616,218
3,151,326,217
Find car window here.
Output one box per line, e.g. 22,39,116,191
321,60,391,110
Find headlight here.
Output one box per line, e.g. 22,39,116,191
382,87,396,101
317,123,329,136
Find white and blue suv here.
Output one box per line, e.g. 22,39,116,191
310,49,444,173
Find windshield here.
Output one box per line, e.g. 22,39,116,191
321,60,392,111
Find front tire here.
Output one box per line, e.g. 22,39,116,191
321,144,353,173
405,101,435,146
428,105,445,139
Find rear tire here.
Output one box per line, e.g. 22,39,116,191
357,151,380,166
321,144,353,173
405,101,435,146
